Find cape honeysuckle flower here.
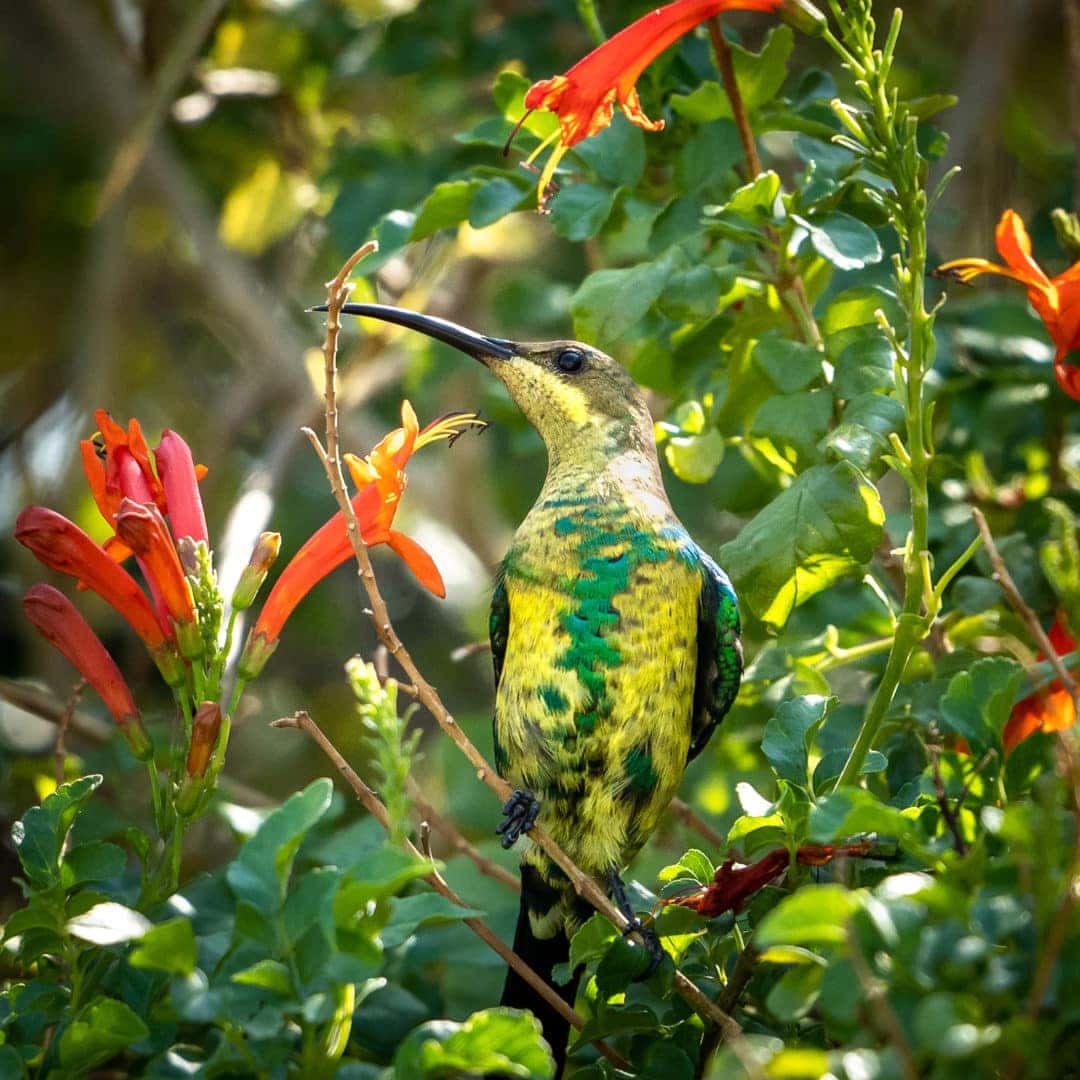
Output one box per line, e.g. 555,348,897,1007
23,584,152,760
238,402,486,678
115,499,201,657
1003,615,1078,752
14,506,184,685
938,210,1080,401
510,0,802,205
82,410,209,561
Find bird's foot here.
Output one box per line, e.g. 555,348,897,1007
608,871,664,978
496,789,540,849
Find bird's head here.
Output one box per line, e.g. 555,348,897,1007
325,304,654,467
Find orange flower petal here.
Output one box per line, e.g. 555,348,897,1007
995,209,1053,289
387,530,446,598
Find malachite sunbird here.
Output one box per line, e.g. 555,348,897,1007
329,303,742,1073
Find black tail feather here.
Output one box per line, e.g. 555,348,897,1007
501,884,582,1077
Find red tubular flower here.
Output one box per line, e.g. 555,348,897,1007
16,507,167,650
514,0,787,202
185,701,223,779
23,584,151,760
938,210,1080,401
238,403,484,678
1003,615,1078,753
155,429,209,546
114,499,199,656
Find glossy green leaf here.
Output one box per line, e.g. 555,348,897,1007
232,958,294,996
410,180,484,241
381,892,483,950
766,962,824,1021
469,178,530,228
58,998,149,1072
762,695,835,786
939,657,1024,755
573,113,646,188
753,334,824,393
822,392,905,471
752,389,832,466
11,775,101,890
755,885,861,948
66,902,151,946
570,258,674,343
550,182,619,241
128,917,197,976
719,463,886,629
793,212,883,271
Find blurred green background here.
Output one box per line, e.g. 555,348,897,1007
0,0,1076,1004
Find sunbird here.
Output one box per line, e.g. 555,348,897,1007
325,303,741,1072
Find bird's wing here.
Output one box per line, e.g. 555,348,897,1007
490,570,509,690
688,552,743,763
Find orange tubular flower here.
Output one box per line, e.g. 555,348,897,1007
238,403,484,678
24,585,151,760
1003,615,1078,753
114,499,200,657
938,210,1080,401
514,0,786,203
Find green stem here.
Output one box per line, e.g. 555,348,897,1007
575,0,605,44
818,634,895,673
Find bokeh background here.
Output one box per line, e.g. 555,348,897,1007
1,0,1077,1014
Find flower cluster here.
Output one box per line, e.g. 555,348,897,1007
16,403,482,827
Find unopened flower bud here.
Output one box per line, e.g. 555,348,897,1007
185,701,222,779
176,537,200,577
232,532,281,611
237,629,279,681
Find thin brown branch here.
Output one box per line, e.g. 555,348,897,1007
271,710,627,1071
972,508,1080,718
54,679,86,787
708,18,762,178
406,777,520,892
929,745,966,856
307,245,746,1046
707,16,822,349
669,797,725,849
695,940,761,1080
846,924,918,1080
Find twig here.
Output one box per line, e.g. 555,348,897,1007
972,509,1080,719
406,777,520,892
307,244,746,1045
928,745,966,856
846,923,918,1080
695,940,761,1080
707,16,822,349
54,679,87,787
669,797,725,848
271,710,628,1071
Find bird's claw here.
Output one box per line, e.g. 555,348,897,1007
496,789,540,849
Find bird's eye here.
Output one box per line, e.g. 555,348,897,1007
555,348,585,374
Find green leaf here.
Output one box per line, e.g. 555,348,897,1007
640,1042,695,1080
128,917,197,976
766,962,824,1021
719,463,885,629
822,286,903,336
822,393,905,471
226,778,334,911
665,429,725,484
717,170,782,222
573,113,646,188
675,121,743,194
469,177,530,228
570,258,674,343
550,182,619,241
939,657,1024,755
658,265,724,322
752,389,832,466
66,901,151,946
812,748,887,790
410,180,484,241
595,935,652,996
753,334,824,394
670,26,794,121
792,212,882,271
381,892,483,950
762,695,835,786
218,158,312,255
284,865,341,947
831,328,895,397
394,1007,554,1079
62,841,126,887
755,885,860,948
11,775,102,890
808,789,910,843
58,998,149,1072
232,958,294,996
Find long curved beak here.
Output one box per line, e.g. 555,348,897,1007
310,302,518,361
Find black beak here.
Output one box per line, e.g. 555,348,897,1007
310,302,518,361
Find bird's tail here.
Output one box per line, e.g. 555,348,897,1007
501,867,582,1077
